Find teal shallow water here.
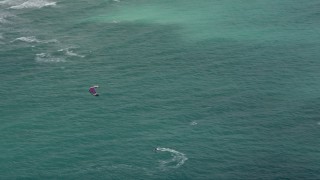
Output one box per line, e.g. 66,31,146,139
1,0,320,179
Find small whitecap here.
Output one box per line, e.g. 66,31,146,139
190,121,197,126
12,36,40,43
12,36,58,43
44,39,58,43
65,49,84,58
0,12,14,23
36,52,46,57
0,17,6,23
58,47,85,58
0,34,3,44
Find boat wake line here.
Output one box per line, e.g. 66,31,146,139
156,147,188,169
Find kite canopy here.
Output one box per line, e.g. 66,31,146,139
89,87,98,96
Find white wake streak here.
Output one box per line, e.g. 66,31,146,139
156,147,188,168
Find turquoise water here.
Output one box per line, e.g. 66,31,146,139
1,0,320,179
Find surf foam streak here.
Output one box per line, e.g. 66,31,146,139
36,53,65,63
9,0,56,9
156,147,188,168
12,36,40,43
58,48,85,58
12,36,58,43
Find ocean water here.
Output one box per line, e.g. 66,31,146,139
1,0,320,179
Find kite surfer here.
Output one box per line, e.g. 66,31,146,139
89,85,99,96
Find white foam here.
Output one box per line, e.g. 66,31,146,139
0,15,7,23
0,0,24,6
0,12,14,23
46,39,58,43
36,53,65,63
58,48,85,58
12,36,40,43
12,36,58,43
0,34,3,44
0,0,8,4
9,0,56,9
0,17,5,23
156,147,188,168
190,121,198,126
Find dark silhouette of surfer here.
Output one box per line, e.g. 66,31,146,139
89,85,99,96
